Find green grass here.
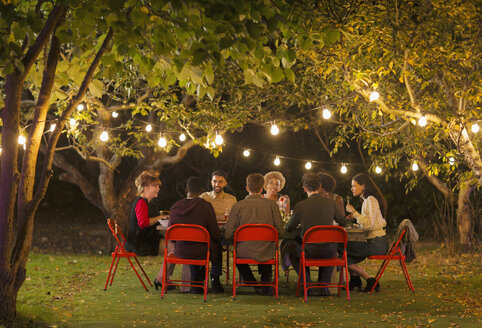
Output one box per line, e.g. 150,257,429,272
8,243,481,327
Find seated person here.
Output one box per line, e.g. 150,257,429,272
125,171,164,256
224,173,285,295
167,176,223,294
285,173,346,296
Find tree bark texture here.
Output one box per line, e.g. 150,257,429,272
456,180,477,247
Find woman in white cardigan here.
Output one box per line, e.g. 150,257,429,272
345,173,389,292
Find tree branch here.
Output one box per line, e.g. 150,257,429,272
313,126,331,154
417,156,456,202
402,51,422,114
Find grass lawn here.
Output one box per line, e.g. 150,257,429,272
8,242,481,328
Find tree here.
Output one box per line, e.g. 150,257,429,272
0,0,306,319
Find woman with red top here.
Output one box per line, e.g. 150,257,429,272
125,171,165,256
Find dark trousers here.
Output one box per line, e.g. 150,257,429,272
190,265,206,285
210,240,222,279
236,264,272,283
288,242,337,283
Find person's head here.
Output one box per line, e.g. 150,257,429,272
351,173,387,217
211,170,228,194
264,171,286,195
186,176,204,197
318,172,336,193
246,173,265,194
135,171,161,200
301,173,321,193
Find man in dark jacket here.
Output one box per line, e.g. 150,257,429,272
169,176,223,294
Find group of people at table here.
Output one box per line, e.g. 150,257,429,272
125,169,388,296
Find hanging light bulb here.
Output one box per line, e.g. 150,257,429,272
449,157,455,165
77,104,84,111
0,147,2,155
471,123,480,133
99,131,109,142
18,135,26,145
158,135,167,148
412,162,419,171
418,115,427,127
369,91,379,102
50,123,56,132
215,133,224,145
145,124,152,132
322,108,331,120
23,144,26,150
375,166,382,174
274,156,281,166
111,111,118,118
69,118,77,126
179,133,186,141
270,123,279,135
305,161,312,170
340,164,348,174
243,149,250,157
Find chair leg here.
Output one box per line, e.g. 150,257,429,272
203,263,209,302
225,246,230,286
161,259,167,298
104,255,116,290
232,259,237,300
302,256,308,303
370,256,392,293
275,260,279,299
399,258,415,292
125,256,149,291
110,256,121,286
134,256,153,287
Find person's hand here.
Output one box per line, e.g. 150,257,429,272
159,214,169,220
345,214,354,220
346,203,355,214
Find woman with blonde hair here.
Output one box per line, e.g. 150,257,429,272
125,171,165,256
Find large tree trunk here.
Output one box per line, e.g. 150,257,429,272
456,179,477,247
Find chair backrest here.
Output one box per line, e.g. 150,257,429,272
387,226,407,255
233,224,278,246
165,224,210,246
302,225,347,249
107,218,127,247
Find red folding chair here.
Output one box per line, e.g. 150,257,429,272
367,227,415,293
296,226,350,302
104,219,152,291
232,224,279,299
161,224,211,301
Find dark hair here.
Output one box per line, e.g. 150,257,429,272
211,170,228,180
301,173,321,192
246,173,264,193
186,176,204,195
318,172,336,192
352,173,387,217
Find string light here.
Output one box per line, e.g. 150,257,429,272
69,118,77,126
215,133,224,145
270,123,279,135
0,147,2,155
449,157,455,165
375,166,382,174
18,135,26,145
412,162,419,171
243,149,250,157
340,164,347,174
77,104,84,111
158,135,167,148
145,124,152,132
322,108,331,120
50,123,56,132
472,123,480,133
179,133,186,141
99,131,109,142
274,156,281,166
111,111,118,118
23,144,26,150
418,115,427,127
305,161,312,170
369,91,379,102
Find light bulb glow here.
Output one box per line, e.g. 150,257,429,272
215,133,224,145
77,104,84,111
111,111,118,118
418,116,427,127
18,135,26,145
274,156,281,166
145,124,152,132
322,108,331,120
99,131,109,142
449,157,455,165
305,161,312,170
375,166,382,174
69,118,77,126
179,133,186,141
340,164,347,174
369,91,379,102
243,149,250,157
270,124,279,135
50,123,56,132
0,147,2,155
158,136,167,148
471,123,479,133
412,162,419,171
